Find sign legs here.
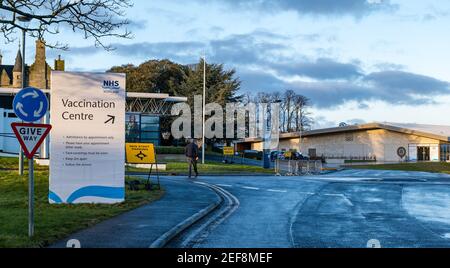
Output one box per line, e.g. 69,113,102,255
28,156,34,237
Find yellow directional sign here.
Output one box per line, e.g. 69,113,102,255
126,143,156,164
223,146,234,156
284,151,292,158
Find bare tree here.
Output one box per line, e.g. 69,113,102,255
0,0,133,50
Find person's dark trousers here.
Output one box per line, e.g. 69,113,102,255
187,157,198,178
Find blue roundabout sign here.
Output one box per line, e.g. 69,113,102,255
13,87,49,122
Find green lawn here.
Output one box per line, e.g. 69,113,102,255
350,162,450,174
126,161,274,174
0,158,164,248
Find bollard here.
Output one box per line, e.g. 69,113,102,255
367,239,381,248
66,239,81,248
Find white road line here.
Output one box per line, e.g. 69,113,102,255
242,186,260,190
267,189,287,193
216,184,232,188
298,192,315,195
324,193,354,207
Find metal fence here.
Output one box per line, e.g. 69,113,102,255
275,159,323,176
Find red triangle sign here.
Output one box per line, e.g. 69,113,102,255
11,123,52,159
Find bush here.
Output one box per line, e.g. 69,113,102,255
155,146,185,154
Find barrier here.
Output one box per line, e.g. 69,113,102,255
275,159,323,176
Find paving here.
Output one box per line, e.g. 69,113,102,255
51,178,220,248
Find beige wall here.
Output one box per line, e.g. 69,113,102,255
248,137,300,151
300,129,441,162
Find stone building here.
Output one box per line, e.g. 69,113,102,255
0,39,65,89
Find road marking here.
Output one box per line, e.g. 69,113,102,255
324,193,354,206
298,192,315,195
242,186,260,190
267,189,287,193
216,184,232,188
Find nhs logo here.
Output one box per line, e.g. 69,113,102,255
102,80,120,92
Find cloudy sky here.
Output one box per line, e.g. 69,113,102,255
2,0,450,128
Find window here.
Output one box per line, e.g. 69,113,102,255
308,148,317,158
125,113,161,145
441,144,450,162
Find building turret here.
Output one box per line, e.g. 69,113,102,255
54,55,65,71
29,39,51,89
12,49,23,88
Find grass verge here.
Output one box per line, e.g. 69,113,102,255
126,161,274,175
0,158,164,248
350,162,450,174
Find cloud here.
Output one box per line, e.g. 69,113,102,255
272,58,362,80
205,0,397,17
59,30,450,109
126,19,148,30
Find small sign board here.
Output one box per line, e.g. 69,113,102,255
13,87,48,122
11,123,52,159
397,147,407,159
284,151,292,158
126,143,156,164
223,146,234,156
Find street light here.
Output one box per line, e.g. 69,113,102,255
202,55,206,164
17,15,34,238
16,16,32,176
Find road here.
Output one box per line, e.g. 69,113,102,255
164,169,450,248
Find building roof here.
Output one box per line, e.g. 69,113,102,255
13,50,22,72
303,122,450,142
0,65,13,80
120,92,187,102
0,87,187,102
236,132,302,143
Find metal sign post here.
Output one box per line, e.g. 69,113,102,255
28,155,34,237
12,87,50,238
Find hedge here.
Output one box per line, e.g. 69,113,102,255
155,146,185,154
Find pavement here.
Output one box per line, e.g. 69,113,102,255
51,178,220,248
52,169,450,248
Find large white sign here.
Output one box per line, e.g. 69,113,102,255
50,72,126,204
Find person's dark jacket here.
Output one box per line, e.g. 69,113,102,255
185,143,199,158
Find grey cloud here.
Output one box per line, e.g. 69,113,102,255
206,0,397,17
240,69,449,108
272,58,362,80
59,31,450,109
126,19,148,30
365,71,450,95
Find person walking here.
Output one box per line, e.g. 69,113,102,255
185,138,199,179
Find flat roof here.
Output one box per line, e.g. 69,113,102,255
0,88,187,102
303,122,450,142
237,122,450,144
236,132,301,143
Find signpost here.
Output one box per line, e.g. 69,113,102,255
11,87,50,238
126,143,160,189
223,146,234,156
49,72,126,204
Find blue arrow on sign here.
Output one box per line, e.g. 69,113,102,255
13,87,49,122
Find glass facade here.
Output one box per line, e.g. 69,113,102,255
441,144,450,162
125,113,160,145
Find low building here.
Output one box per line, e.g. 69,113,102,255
235,122,450,163
235,132,301,152
302,122,450,163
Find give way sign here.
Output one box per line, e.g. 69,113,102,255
11,123,52,159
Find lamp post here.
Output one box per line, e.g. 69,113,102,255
202,56,206,164
17,16,32,177
17,15,34,237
